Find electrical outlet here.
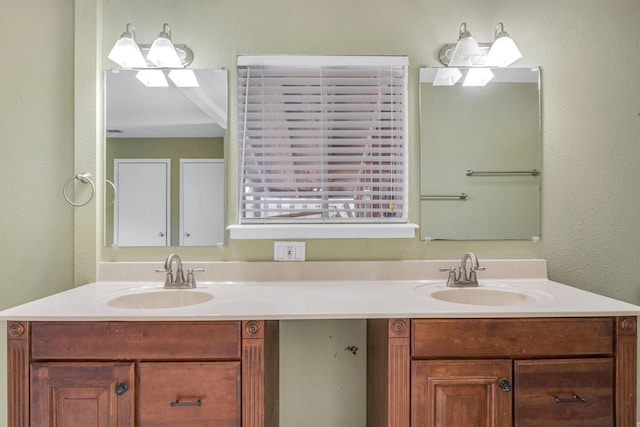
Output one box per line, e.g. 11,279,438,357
274,241,305,261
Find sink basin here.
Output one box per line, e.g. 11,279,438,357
414,282,551,307
107,289,214,309
430,288,538,306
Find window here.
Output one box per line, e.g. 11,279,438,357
234,55,413,239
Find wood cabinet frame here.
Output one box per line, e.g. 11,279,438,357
367,317,637,427
8,316,637,426
7,320,279,427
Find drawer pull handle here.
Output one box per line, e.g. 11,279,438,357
554,394,587,404
170,399,203,407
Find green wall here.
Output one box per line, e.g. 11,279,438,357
0,0,75,424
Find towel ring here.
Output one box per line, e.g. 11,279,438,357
63,173,95,207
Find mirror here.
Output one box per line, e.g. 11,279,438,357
419,67,541,240
104,69,227,247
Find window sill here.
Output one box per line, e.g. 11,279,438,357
228,224,418,240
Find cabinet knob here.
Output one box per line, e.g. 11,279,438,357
498,378,513,392
115,382,129,395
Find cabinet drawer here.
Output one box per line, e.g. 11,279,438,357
138,362,240,426
514,358,613,427
412,318,614,358
31,321,241,360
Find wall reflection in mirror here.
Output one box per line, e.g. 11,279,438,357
419,67,541,240
104,69,227,247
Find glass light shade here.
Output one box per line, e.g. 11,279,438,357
433,68,462,86
462,68,495,87
135,70,169,87
449,36,483,67
108,37,147,68
146,37,183,68
168,69,199,87
485,36,522,67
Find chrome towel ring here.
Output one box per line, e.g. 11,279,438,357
63,173,95,207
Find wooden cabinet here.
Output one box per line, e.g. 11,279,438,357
138,362,240,426
7,320,279,427
514,358,614,427
412,359,512,427
368,317,637,427
31,362,135,427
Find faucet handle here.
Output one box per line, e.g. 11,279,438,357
439,267,457,286
186,268,205,288
155,268,173,287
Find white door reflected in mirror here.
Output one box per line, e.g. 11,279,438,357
180,159,224,246
114,159,171,247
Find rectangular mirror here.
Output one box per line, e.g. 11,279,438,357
104,69,227,247
419,67,541,240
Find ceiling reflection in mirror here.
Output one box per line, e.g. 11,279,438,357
104,69,227,247
419,67,541,240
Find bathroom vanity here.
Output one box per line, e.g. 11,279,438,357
8,320,278,427
368,317,636,427
3,259,639,427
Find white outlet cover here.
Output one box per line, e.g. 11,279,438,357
274,241,305,261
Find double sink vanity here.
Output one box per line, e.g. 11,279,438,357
2,255,639,426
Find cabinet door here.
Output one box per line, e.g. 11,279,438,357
412,359,512,427
31,362,135,427
514,358,613,427
138,361,241,426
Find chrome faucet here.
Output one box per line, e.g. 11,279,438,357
439,252,486,287
156,253,203,289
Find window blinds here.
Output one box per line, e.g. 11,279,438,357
238,55,408,224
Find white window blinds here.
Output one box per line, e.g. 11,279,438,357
237,55,408,224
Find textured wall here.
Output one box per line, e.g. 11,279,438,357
0,1,75,424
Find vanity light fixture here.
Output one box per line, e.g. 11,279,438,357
146,23,184,68
107,24,147,68
439,22,522,68
484,23,522,67
108,23,194,69
448,23,483,67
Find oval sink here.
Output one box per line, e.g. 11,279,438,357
430,288,538,306
107,290,214,309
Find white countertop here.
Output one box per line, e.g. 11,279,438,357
1,260,639,321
